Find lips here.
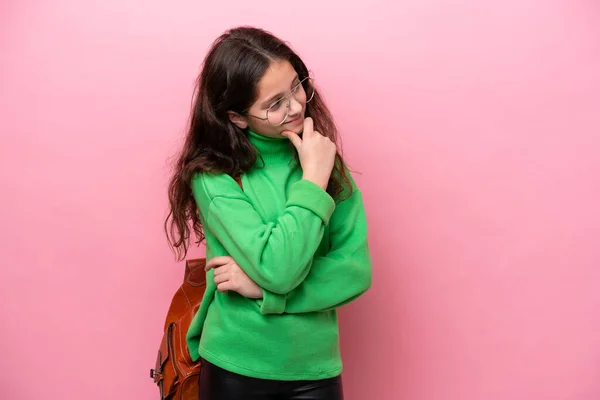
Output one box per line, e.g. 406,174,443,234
286,116,301,125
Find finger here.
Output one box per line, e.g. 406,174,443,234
213,265,228,276
217,281,235,293
302,117,314,136
282,130,302,150
213,272,231,285
206,256,232,271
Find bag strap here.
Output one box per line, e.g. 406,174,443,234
233,175,243,189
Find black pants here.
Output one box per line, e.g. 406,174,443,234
198,359,344,400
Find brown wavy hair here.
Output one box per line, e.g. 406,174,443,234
165,26,352,260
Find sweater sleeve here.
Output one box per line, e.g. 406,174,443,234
257,181,372,314
191,173,336,294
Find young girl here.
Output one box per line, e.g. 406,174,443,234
165,26,372,400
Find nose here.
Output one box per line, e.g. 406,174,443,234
288,95,303,117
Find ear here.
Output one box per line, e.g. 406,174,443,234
227,111,249,129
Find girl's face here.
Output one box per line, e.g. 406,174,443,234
229,60,308,139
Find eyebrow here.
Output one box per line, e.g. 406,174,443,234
260,75,300,108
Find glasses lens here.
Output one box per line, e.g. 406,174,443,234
304,78,315,103
266,100,288,126
265,78,315,126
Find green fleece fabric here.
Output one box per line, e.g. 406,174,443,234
186,130,372,380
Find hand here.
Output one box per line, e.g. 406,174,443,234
205,256,263,299
282,117,336,190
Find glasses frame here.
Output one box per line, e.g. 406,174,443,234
248,76,315,127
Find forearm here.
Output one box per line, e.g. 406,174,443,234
198,177,336,294
258,245,372,314
258,188,372,314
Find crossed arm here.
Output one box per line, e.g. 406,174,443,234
198,173,372,314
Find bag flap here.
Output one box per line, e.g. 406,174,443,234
185,258,207,286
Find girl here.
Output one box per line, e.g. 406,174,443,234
165,26,372,400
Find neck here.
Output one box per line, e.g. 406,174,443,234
247,130,296,165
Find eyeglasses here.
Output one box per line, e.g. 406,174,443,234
248,76,315,126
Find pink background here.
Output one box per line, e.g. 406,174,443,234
1,1,599,399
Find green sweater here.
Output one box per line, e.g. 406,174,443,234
186,130,372,381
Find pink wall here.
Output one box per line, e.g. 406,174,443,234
1,1,599,399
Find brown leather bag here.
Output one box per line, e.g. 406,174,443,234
150,258,207,399
151,177,242,399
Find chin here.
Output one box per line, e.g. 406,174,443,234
283,117,304,133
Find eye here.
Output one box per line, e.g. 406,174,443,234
269,98,284,110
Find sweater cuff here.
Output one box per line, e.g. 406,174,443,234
257,289,286,315
287,180,336,225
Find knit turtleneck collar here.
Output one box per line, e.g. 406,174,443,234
247,130,296,165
